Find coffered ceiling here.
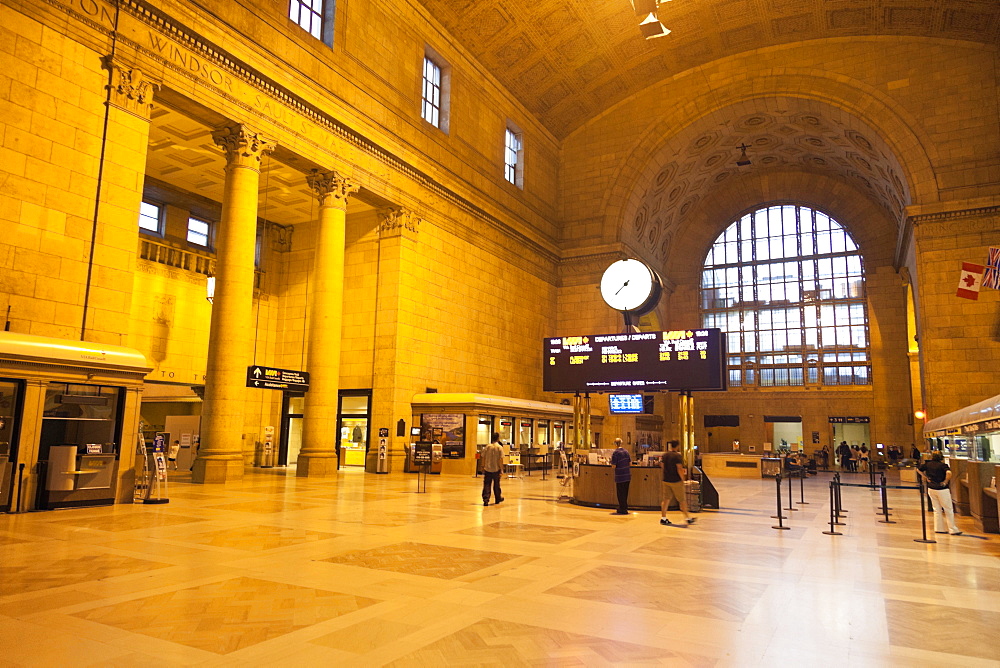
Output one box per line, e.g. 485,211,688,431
416,0,1000,138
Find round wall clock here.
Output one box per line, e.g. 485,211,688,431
600,259,662,314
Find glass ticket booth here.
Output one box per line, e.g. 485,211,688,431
409,393,593,476
0,332,149,512
499,417,514,454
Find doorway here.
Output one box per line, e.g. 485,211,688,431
337,390,371,468
0,379,24,512
280,393,305,466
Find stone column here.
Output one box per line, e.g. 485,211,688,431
367,207,422,473
85,58,160,345
192,125,275,484
298,170,359,477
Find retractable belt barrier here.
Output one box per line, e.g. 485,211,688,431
824,473,934,542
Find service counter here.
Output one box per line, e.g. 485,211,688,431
701,452,764,478
572,463,661,511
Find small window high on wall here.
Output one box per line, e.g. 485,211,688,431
504,124,523,187
700,204,870,388
289,0,333,45
187,217,211,248
421,49,450,133
138,201,162,234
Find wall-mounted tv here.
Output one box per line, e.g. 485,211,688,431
609,394,644,414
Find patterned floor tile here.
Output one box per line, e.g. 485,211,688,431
879,556,1000,591
546,564,767,621
885,599,1000,660
73,576,379,655
633,536,792,568
454,521,593,544
48,513,205,532
0,553,171,596
321,541,523,579
178,525,339,551
383,618,712,667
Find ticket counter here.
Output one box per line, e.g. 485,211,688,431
701,452,764,478
0,332,149,512
572,463,662,510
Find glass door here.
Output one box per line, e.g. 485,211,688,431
0,379,24,512
280,393,304,466
337,390,371,468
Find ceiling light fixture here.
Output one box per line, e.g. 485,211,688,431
632,1,673,40
639,12,671,39
736,143,752,166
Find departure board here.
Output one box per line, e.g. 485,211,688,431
543,329,726,393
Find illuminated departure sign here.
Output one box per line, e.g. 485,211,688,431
609,394,644,414
544,329,726,393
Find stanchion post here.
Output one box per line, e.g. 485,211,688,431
834,472,847,515
878,473,895,524
772,474,790,530
785,470,798,511
823,481,843,535
914,477,937,544
832,475,846,525
798,470,809,505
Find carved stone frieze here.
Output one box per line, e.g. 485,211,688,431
102,57,160,118
211,125,276,170
306,169,359,209
378,206,422,237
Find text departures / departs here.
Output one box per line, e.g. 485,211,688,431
543,329,727,393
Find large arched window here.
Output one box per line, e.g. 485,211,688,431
701,204,870,387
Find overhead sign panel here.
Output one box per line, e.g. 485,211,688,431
246,365,310,391
543,329,726,393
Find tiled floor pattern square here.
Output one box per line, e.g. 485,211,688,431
320,541,523,580
0,468,997,665
73,576,380,654
454,521,593,543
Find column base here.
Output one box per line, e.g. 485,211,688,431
296,454,340,477
192,456,245,483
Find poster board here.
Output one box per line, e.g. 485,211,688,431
419,413,466,458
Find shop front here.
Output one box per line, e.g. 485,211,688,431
0,332,149,512
409,393,597,476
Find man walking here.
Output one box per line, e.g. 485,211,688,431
481,432,504,506
610,438,631,515
660,440,696,526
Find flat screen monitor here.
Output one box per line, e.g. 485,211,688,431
609,394,643,414
543,328,727,393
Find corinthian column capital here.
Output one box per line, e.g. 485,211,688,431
211,125,276,170
378,206,422,236
102,56,160,119
306,169,359,209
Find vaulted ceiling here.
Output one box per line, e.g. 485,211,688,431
417,0,1000,138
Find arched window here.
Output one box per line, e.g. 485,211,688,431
700,204,870,388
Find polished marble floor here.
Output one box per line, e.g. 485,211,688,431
1,468,998,666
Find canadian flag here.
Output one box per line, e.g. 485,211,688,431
956,262,985,300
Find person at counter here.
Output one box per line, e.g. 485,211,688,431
610,438,631,515
918,452,962,535
660,440,695,526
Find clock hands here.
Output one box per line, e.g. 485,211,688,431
614,279,630,296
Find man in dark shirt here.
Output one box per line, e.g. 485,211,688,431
610,438,631,515
918,452,962,535
660,440,695,526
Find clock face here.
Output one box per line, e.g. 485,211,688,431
600,259,659,312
